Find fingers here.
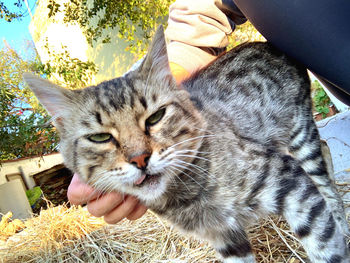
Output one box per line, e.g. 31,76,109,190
103,195,144,224
67,174,100,205
87,191,124,217
67,173,148,224
126,203,148,221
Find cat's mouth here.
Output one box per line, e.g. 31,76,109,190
134,173,161,187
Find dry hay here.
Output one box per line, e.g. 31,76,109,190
0,204,306,263
0,212,26,242
1,181,349,263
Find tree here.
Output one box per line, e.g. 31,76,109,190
47,0,173,55
0,1,23,21
40,40,98,89
0,0,36,22
47,0,268,56
0,36,99,161
0,41,59,161
0,0,265,161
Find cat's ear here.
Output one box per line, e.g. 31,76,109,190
138,25,176,87
23,73,74,123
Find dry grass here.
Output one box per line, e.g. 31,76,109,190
0,181,349,263
0,212,26,242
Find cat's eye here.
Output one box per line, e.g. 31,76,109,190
88,133,112,143
146,108,166,127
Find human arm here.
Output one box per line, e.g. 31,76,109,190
166,0,246,80
166,0,350,104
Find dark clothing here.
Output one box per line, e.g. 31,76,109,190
222,0,350,105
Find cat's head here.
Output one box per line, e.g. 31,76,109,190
24,26,206,202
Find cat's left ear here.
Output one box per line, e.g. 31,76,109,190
138,25,177,87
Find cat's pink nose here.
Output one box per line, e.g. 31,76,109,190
129,153,151,170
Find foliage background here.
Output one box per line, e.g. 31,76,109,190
1,0,175,161
48,0,173,56
0,41,58,160
0,0,278,162
0,0,330,162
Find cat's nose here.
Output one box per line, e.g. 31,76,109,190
129,152,151,170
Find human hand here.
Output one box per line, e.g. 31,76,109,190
67,173,148,224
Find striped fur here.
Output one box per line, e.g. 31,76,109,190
25,26,349,262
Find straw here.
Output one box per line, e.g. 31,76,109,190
0,181,348,263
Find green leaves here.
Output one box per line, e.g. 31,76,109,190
0,0,175,161
39,40,98,90
0,111,59,161
0,43,59,161
0,1,23,22
312,80,332,118
47,0,174,56
47,0,61,18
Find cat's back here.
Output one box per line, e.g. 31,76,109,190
183,42,310,146
185,41,309,110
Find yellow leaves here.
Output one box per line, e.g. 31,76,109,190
227,22,266,50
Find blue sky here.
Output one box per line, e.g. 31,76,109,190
0,0,36,55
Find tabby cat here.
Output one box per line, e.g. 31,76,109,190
25,26,349,262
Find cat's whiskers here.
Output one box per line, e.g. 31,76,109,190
168,134,218,150
172,149,211,155
158,147,176,162
172,153,211,162
172,158,216,180
89,177,109,195
159,148,210,172
163,170,184,191
166,167,192,193
170,163,207,190
170,166,205,190
171,161,207,180
159,148,213,182
105,179,118,194
159,135,215,162
87,170,120,195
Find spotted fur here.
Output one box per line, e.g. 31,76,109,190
25,26,349,262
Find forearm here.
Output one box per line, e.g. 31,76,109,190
165,0,246,74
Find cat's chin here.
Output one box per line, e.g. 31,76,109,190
131,173,168,202
134,173,161,188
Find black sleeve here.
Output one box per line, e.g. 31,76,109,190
220,0,247,29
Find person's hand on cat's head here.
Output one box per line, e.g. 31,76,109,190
67,174,148,223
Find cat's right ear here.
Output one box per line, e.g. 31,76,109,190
23,73,74,125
